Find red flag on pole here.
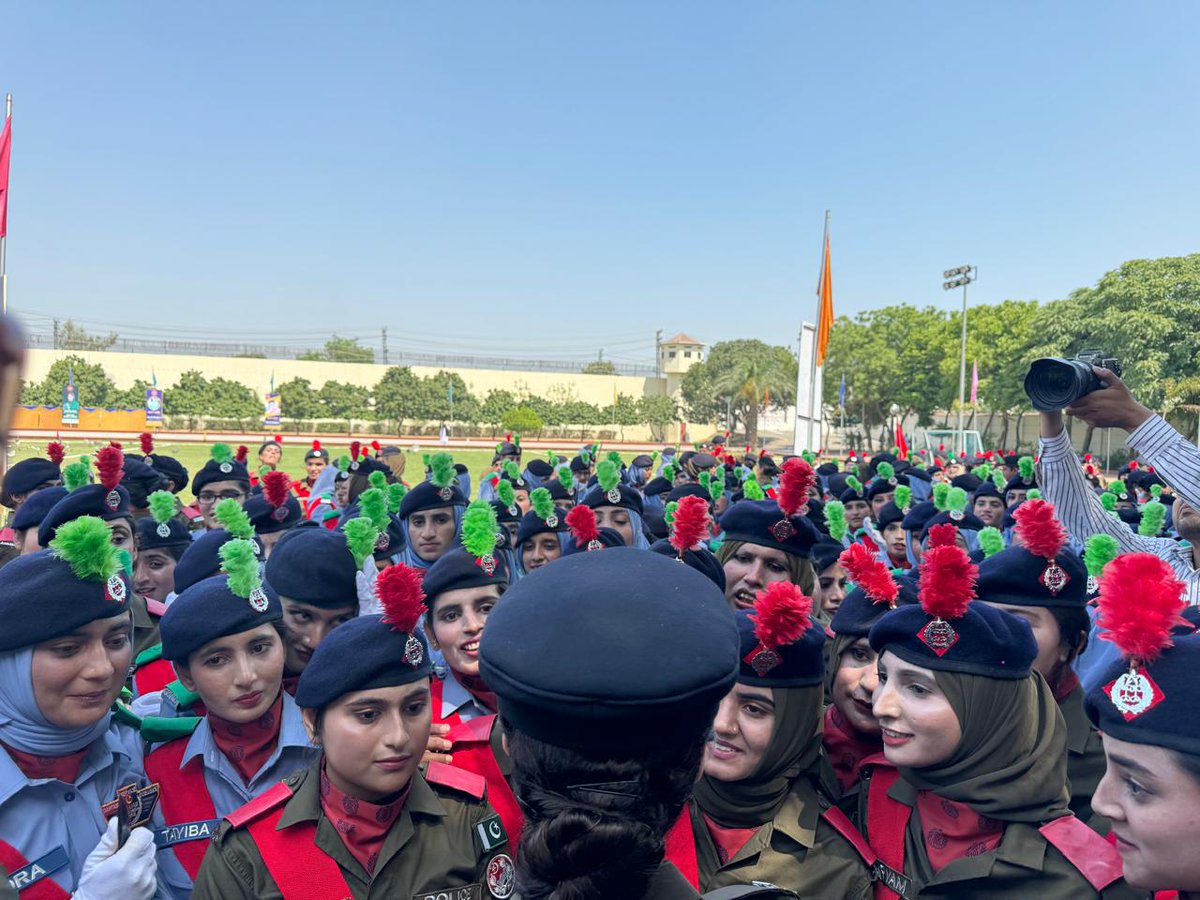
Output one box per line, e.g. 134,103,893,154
0,113,10,238
895,422,908,460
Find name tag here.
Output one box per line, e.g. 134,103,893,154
871,860,912,899
155,819,220,848
7,845,69,891
474,814,508,853
413,886,482,900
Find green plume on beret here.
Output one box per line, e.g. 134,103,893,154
824,500,847,542
894,485,912,512
1083,534,1120,577
846,475,863,494
429,453,456,490
461,500,499,561
50,516,122,584
596,460,620,494
932,482,950,511
64,458,91,492
579,449,591,466
386,482,408,514
1099,492,1117,513
705,473,722,502
219,538,262,600
947,486,968,514
975,463,992,481
147,490,177,526
743,475,765,501
358,487,389,532
368,470,388,492
1026,488,1041,500
335,455,351,472
662,463,678,483
1150,484,1163,499
649,451,659,467
1139,500,1166,537
875,462,895,482
607,451,622,466
210,443,233,465
502,460,522,482
530,487,555,521
343,517,379,569
978,527,1004,558
1018,456,1035,481
556,465,573,486
664,501,678,527
992,470,1007,491
801,450,816,464
214,498,255,540
496,479,516,509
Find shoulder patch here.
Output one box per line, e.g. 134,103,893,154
134,642,164,666
820,806,877,866
1039,815,1124,891
225,781,294,829
425,761,487,800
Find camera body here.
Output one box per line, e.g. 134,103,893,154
1024,350,1123,412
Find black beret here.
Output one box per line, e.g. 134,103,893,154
569,456,590,473
811,538,846,573
642,509,669,541
296,613,431,709
2,458,61,506
901,500,938,533
805,498,831,537
490,499,522,526
667,483,711,505
718,500,821,559
734,603,826,688
643,477,673,498
121,458,166,493
348,455,390,478
244,493,303,534
976,543,1088,610
826,473,852,498
582,483,645,517
921,510,986,537
869,600,1037,680
496,442,520,457
544,479,573,503
12,486,68,532
515,508,565,546
631,454,654,468
648,538,726,592
479,548,739,753
525,459,554,478
905,467,932,485
135,514,192,555
265,528,359,609
191,457,251,496
830,574,920,638
144,453,189,493
422,548,508,604
839,486,867,504
398,480,466,519
691,452,718,470
876,501,905,531
1003,473,1037,497
950,473,983,493
334,497,406,557
564,527,626,555
866,474,908,502
1116,507,1142,528
869,453,898,473
304,443,329,461
816,462,840,477
174,529,264,594
0,545,132,651
972,481,1003,502
38,485,132,548
160,573,282,663
1085,631,1200,755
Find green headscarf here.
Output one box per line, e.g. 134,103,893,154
693,684,825,828
899,670,1070,824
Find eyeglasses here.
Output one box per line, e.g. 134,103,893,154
197,491,246,505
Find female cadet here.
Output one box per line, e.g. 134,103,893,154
822,545,918,794
580,459,652,548
1086,553,1200,894
975,499,1106,829
395,453,467,571
812,537,850,617
189,445,251,532
857,538,1136,898
478,548,800,900
675,580,873,897
133,489,193,606
146,535,315,897
512,487,568,578
0,517,158,898
192,563,510,899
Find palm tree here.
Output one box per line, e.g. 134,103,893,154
714,355,796,449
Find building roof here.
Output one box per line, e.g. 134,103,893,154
662,332,704,346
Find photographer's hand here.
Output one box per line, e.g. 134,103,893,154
1065,367,1153,431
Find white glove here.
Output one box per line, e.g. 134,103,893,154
73,816,158,900
356,554,380,616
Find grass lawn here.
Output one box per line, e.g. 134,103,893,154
6,438,502,503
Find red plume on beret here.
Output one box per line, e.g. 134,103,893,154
273,434,283,444
565,504,600,546
1129,461,1140,470
1013,498,1067,560
777,458,816,518
46,442,66,466
669,495,711,556
751,582,813,652
95,445,124,493
918,543,976,621
262,470,291,510
139,432,154,455
1097,553,1187,666
109,440,123,450
235,445,249,463
371,440,381,452
376,564,428,635
349,441,361,461
839,543,899,608
926,522,959,549
311,440,321,452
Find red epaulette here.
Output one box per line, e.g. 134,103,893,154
820,806,877,867
225,782,294,828
425,761,487,800
1039,815,1124,892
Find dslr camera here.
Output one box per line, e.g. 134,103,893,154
1024,350,1123,412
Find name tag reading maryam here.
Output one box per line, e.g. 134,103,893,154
7,845,69,891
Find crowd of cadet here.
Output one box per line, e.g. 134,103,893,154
0,365,1199,899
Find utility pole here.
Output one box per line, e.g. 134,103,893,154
53,319,60,349
381,326,388,365
655,329,663,380
942,265,977,458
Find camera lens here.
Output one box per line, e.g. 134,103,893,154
1024,358,1094,411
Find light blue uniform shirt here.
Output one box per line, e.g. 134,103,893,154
0,722,151,896
438,669,493,723
150,691,316,899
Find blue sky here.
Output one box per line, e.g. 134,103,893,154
3,2,1198,368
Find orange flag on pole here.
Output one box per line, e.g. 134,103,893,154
815,224,833,366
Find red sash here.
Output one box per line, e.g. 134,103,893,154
0,840,71,899
239,784,354,899
443,715,523,854
143,737,219,879
865,763,911,900
662,807,700,890
133,657,176,697
429,677,464,729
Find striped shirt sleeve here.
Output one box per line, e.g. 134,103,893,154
1127,414,1200,512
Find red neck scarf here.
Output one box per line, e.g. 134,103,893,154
457,672,498,713
2,742,89,784
1052,668,1080,703
281,674,301,697
319,763,408,876
701,812,758,865
207,691,284,784
915,792,1003,872
822,705,882,793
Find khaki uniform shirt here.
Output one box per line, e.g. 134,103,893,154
692,779,872,900
130,592,162,660
192,765,510,900
1060,684,1109,833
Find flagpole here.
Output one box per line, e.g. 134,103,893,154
1,93,10,316
807,211,829,451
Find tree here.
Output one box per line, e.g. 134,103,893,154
164,370,259,421
413,371,477,423
21,355,116,407
298,335,375,364
480,389,518,427
319,380,371,420
502,407,544,435
638,394,678,441
712,350,797,448
58,320,118,351
603,393,640,439
373,367,422,423
582,360,618,375
109,379,152,410
277,377,323,420
682,340,797,445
